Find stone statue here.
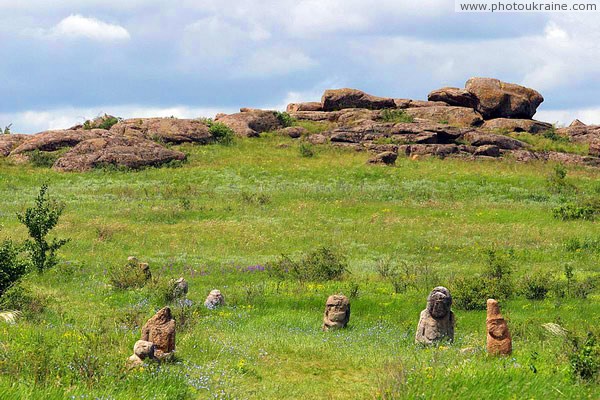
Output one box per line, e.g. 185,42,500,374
322,294,350,331
141,307,175,359
486,299,512,355
415,286,455,344
204,289,225,309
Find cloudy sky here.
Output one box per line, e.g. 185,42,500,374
1,0,599,133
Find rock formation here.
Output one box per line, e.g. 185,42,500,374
322,294,350,331
415,287,455,345
0,134,28,157
127,340,155,369
367,151,397,165
486,299,512,355
141,307,176,359
465,77,544,119
428,87,479,109
109,118,213,144
215,109,284,137
321,88,396,111
204,289,225,309
53,136,186,172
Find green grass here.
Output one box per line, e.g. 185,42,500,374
510,132,590,155
0,136,599,399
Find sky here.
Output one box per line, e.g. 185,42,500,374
1,1,599,133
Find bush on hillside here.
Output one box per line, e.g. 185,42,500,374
268,247,348,282
0,240,28,297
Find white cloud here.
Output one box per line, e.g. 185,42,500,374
232,47,316,77
0,105,237,134
536,108,600,127
45,15,130,41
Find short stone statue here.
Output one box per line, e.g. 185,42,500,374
322,294,350,331
415,286,455,344
127,340,155,368
204,289,225,309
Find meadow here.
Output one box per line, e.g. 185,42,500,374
0,134,599,399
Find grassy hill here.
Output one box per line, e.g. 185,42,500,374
0,134,598,399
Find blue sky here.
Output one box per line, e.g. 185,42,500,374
1,0,599,133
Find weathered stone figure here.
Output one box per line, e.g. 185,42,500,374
322,294,350,331
486,299,512,355
171,277,188,299
141,307,175,359
415,286,455,344
127,340,155,368
127,256,152,281
204,289,225,309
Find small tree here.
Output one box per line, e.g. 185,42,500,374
2,124,11,135
17,185,69,273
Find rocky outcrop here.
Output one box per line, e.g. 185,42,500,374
322,294,350,331
10,129,108,155
474,144,501,157
215,110,284,137
404,106,483,127
463,132,527,150
0,134,29,156
321,88,395,111
483,118,553,134
465,77,544,119
427,87,479,109
109,118,212,144
394,99,449,109
277,126,307,138
399,144,460,158
367,151,397,165
286,102,323,113
53,136,186,172
141,307,176,359
415,287,455,345
557,123,600,145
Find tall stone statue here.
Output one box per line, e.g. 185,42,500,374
486,299,512,355
415,286,455,345
141,307,176,359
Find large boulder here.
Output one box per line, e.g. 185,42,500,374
427,87,479,109
286,102,323,113
404,106,483,127
367,151,397,165
321,88,395,111
215,110,284,137
0,134,29,156
53,136,186,172
110,118,212,144
482,118,553,134
10,129,108,155
463,131,527,150
465,77,544,119
395,99,449,109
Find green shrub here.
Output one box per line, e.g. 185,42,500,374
569,332,599,382
451,275,512,310
0,240,28,297
546,164,575,194
299,142,315,158
380,109,414,123
269,247,348,282
564,237,600,253
375,257,415,294
542,126,568,142
28,150,60,168
83,115,120,130
572,276,599,299
520,272,554,300
275,112,294,127
208,121,235,145
17,185,69,273
3,124,11,135
108,259,149,290
0,283,47,318
552,202,597,221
